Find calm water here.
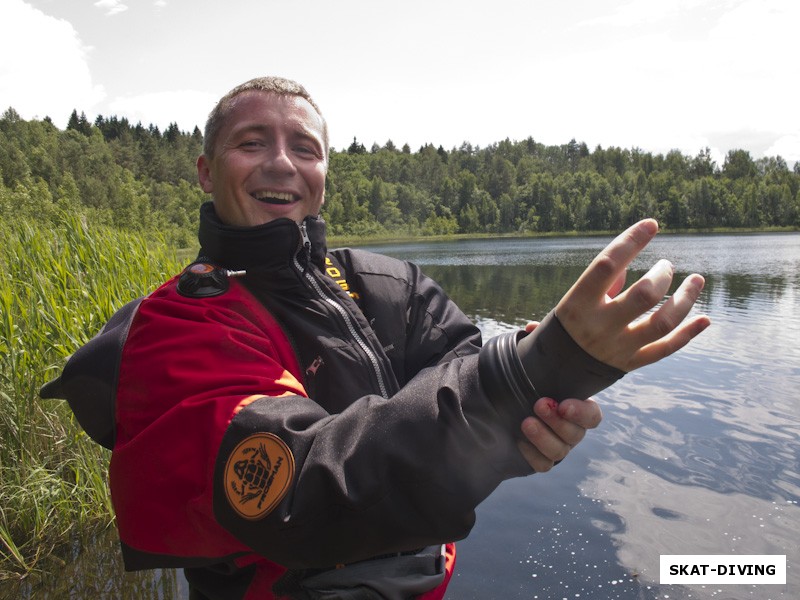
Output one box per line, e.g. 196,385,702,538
366,232,800,600
8,232,799,600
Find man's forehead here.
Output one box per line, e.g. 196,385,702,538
226,91,323,128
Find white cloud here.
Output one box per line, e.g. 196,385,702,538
702,0,800,162
108,89,218,133
2,0,793,165
0,0,105,125
765,135,800,165
514,0,799,163
93,0,128,16
578,0,712,28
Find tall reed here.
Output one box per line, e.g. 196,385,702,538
0,211,183,578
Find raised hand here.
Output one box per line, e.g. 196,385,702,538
555,218,710,372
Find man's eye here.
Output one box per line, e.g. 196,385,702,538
295,146,319,157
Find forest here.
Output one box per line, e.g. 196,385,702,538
1,106,799,245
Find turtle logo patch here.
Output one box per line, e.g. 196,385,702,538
224,433,294,520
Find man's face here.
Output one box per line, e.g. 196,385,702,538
197,91,327,227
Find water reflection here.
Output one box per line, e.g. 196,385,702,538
582,458,799,600
371,232,800,599
4,527,188,599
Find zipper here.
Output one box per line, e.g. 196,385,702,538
294,222,389,399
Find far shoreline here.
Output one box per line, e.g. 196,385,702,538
329,225,800,248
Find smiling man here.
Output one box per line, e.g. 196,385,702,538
42,77,708,600
197,82,329,227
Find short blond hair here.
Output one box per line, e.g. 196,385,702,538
203,76,328,160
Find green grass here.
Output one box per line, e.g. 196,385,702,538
0,211,182,579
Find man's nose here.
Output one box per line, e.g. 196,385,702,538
259,140,297,176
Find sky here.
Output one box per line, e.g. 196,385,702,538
2,0,798,167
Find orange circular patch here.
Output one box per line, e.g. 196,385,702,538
223,433,295,520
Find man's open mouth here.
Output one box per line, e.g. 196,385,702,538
252,191,297,205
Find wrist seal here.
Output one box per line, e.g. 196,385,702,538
478,311,625,435
478,329,538,434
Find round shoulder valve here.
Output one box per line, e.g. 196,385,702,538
176,262,230,298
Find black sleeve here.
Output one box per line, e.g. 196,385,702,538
213,356,532,569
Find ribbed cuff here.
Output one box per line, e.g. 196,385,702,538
478,311,626,436
478,330,538,435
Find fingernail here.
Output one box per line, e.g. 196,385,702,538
693,274,706,290
647,259,673,278
537,398,557,418
642,219,658,235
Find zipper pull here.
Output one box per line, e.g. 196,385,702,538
305,355,324,377
299,221,312,272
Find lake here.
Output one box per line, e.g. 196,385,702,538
8,232,799,600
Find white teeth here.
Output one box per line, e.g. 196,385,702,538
253,191,295,202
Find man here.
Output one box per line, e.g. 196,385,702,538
41,77,709,599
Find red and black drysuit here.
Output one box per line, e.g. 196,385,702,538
41,203,623,600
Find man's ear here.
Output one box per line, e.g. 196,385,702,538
197,155,214,193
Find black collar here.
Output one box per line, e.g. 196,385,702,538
196,202,328,271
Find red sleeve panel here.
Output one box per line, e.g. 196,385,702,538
110,278,306,567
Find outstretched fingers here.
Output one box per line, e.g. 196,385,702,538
627,274,705,342
551,218,710,373
626,274,710,369
611,259,675,324
565,219,659,305
628,314,711,370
